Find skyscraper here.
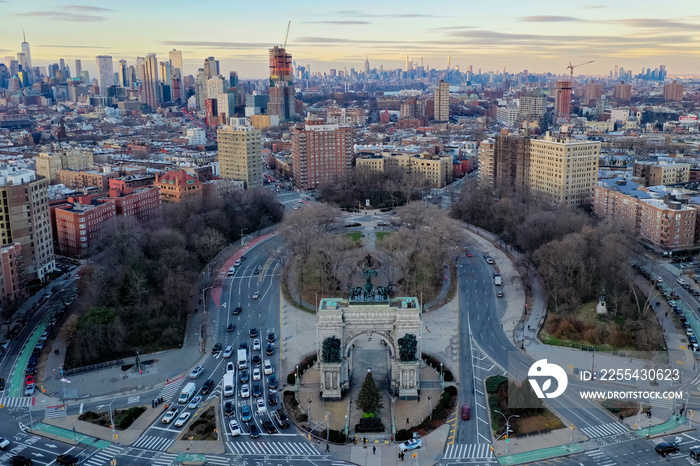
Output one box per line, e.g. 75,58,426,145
292,119,353,190
554,81,572,119
141,54,160,109
135,56,144,82
169,49,183,76
217,118,263,189
613,81,632,101
20,32,31,75
118,59,128,87
434,80,450,122
74,59,82,79
95,55,115,94
204,56,219,79
268,46,295,121
364,56,370,75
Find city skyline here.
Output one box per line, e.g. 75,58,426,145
1,0,699,79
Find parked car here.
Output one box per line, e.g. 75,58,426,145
229,419,242,436
174,412,191,428
189,366,205,379
399,439,423,452
162,407,179,424
497,291,504,298
24,383,35,396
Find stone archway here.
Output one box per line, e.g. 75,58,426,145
316,297,421,400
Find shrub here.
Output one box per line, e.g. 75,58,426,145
395,429,413,441
287,373,296,385
355,418,385,432
328,429,347,443
485,375,508,394
114,406,146,430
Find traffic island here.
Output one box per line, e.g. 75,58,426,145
170,403,225,455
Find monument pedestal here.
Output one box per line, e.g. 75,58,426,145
320,363,342,400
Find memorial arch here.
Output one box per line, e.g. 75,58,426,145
316,297,422,400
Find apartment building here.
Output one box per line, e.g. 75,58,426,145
56,169,119,192
633,161,690,187
1,243,25,301
291,119,354,190
36,150,94,182
477,140,495,188
155,170,203,203
355,152,452,188
51,196,116,258
217,119,263,189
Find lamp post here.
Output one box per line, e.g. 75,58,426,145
440,363,444,389
494,410,519,454
296,365,300,390
307,399,312,424
345,414,349,438
428,395,432,420
136,351,141,389
108,394,121,439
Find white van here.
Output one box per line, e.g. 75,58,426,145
178,382,196,404
223,373,235,397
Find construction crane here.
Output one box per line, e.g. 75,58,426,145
283,21,291,49
567,60,593,79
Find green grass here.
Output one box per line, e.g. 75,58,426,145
346,231,362,242
376,232,392,241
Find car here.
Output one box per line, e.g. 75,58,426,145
24,383,35,396
31,348,41,358
25,375,35,385
668,300,677,307
162,407,179,424
240,404,252,422
252,291,260,300
226,362,235,374
56,454,79,465
211,343,222,354
174,411,191,427
249,424,261,439
240,369,250,383
461,404,471,420
233,305,242,315
256,398,267,415
234,259,242,267
269,393,278,406
252,355,262,366
677,278,687,285
268,375,278,390
691,336,698,344
25,365,35,376
267,332,276,343
275,409,290,428
240,255,247,261
466,253,473,258
253,338,261,351
250,328,258,338
27,356,37,366
9,456,32,466
493,272,500,278
266,344,274,356
0,437,9,449
486,257,494,264
224,401,235,417
253,368,261,381
201,379,214,395
189,365,205,379
227,323,236,333
188,396,203,410
264,360,274,375
655,442,679,455
252,383,262,398
497,291,504,298
240,384,250,398
262,419,277,434
227,267,235,277
223,346,234,359
0,378,5,391
239,342,249,351
399,438,423,452
657,277,664,283
254,266,261,275
229,419,242,436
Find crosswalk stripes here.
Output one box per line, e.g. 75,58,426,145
149,453,177,466
203,456,230,465
44,406,67,419
0,396,33,407
580,422,629,439
82,444,124,466
157,379,185,403
584,449,618,465
443,443,494,459
131,434,175,451
228,440,320,456
648,397,675,410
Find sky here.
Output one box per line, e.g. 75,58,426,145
1,0,700,79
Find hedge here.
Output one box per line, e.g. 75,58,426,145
114,406,146,430
328,429,347,443
355,418,385,433
395,429,413,441
486,375,508,394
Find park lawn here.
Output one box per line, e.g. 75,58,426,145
346,231,362,242
376,232,392,241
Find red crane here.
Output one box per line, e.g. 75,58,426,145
567,60,593,79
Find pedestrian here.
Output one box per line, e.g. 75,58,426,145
373,446,376,455
159,396,164,403
152,400,155,408
665,312,668,317
166,377,169,383
406,417,409,425
326,443,329,452
363,436,367,445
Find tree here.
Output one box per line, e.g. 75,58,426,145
356,371,383,415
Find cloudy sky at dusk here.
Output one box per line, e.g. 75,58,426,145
1,0,699,79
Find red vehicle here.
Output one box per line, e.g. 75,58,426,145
461,404,470,420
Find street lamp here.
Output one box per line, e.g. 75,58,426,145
307,399,312,423
108,394,121,439
494,410,519,454
296,365,300,389
440,363,444,388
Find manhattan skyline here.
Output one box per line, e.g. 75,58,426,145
1,0,700,78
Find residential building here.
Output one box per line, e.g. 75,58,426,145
52,196,116,258
155,170,203,203
633,161,690,187
356,152,451,188
554,81,572,119
613,81,632,101
56,169,119,192
434,80,450,122
0,166,54,281
663,80,684,103
217,118,263,189
493,130,531,193
291,119,353,190
528,134,600,206
106,185,161,220
186,127,206,145
478,140,495,188
326,107,366,126
496,104,520,128
36,150,95,183
519,90,545,124
268,46,296,121
1,243,25,301
584,81,603,103
95,55,114,95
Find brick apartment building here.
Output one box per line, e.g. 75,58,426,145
57,169,119,192
51,196,116,257
291,119,354,190
1,243,25,301
155,170,203,203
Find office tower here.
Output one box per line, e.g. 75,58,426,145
434,79,450,122
160,61,172,86
80,70,89,83
95,55,114,94
217,118,263,189
613,81,632,101
204,56,219,79
292,119,353,190
135,56,144,82
554,81,572,119
268,46,296,121
118,59,128,87
74,59,82,78
141,53,160,109
127,66,135,87
195,68,206,110
59,58,66,77
229,71,238,88
0,165,54,281
659,65,667,80
20,32,31,69
169,49,183,76
365,57,370,75
614,65,619,80
663,80,684,102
